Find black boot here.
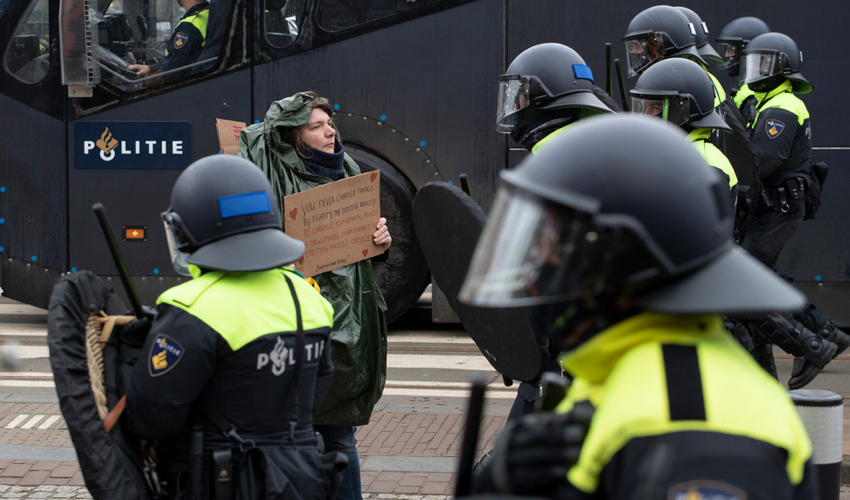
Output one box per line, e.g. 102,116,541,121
814,320,850,358
749,313,837,389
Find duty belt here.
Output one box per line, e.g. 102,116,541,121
763,177,805,213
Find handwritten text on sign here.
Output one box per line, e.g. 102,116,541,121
283,171,383,277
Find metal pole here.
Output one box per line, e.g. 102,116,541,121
605,43,612,97
789,389,842,500
613,58,630,112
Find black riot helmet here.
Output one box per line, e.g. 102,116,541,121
162,155,304,275
675,7,722,63
740,32,812,94
715,17,770,76
496,43,614,150
459,116,804,336
623,5,707,77
631,58,730,131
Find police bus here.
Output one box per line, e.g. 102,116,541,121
1,0,848,325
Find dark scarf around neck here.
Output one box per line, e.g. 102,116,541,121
299,138,345,181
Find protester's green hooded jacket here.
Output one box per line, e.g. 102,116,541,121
238,93,387,426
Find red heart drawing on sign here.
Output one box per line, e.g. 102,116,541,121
298,256,305,265
289,208,297,220
370,172,378,183
362,249,369,257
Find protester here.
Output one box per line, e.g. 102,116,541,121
240,91,390,500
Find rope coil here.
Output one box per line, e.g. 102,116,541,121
84,312,135,420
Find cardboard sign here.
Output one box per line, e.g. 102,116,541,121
284,171,383,277
216,118,247,155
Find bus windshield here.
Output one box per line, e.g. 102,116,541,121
92,0,228,92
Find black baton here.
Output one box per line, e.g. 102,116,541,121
454,374,487,497
92,203,147,318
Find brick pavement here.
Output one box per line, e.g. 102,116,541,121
0,410,502,496
0,461,85,488
7,409,850,497
355,411,505,496
355,412,505,459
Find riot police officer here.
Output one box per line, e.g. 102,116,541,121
128,0,209,78
496,43,618,154
716,16,771,123
461,115,817,499
623,6,706,77
494,42,616,418
630,58,738,208
674,6,727,108
738,33,849,378
124,155,343,499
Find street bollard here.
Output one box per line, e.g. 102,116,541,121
789,389,843,500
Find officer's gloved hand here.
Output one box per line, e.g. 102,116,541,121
476,402,594,495
118,305,157,348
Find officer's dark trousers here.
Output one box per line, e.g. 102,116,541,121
742,202,833,327
741,204,808,350
741,205,804,270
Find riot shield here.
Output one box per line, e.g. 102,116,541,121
721,99,760,194
413,182,543,382
47,271,150,500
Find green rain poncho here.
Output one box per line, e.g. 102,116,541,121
238,93,387,426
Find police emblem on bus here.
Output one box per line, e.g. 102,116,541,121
148,335,184,377
96,127,119,161
766,119,785,139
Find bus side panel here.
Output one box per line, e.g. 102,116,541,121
508,0,850,147
0,93,67,307
67,69,252,280
252,0,505,212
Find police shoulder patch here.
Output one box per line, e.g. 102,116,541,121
148,334,185,377
173,32,189,49
766,119,785,139
667,481,747,500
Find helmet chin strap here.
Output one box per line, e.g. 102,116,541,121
513,116,579,151
544,293,639,353
750,75,785,93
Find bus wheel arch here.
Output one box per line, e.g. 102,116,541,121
344,144,430,324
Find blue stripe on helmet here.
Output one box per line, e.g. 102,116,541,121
572,64,594,83
219,191,272,218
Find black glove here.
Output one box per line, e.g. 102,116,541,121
478,402,595,495
118,305,157,348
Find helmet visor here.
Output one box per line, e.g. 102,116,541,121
716,41,741,69
459,186,613,307
739,52,783,85
496,76,530,133
631,95,691,127
161,212,192,276
624,35,663,77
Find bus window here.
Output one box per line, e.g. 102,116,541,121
3,0,50,84
317,0,444,32
93,0,232,93
264,0,307,49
